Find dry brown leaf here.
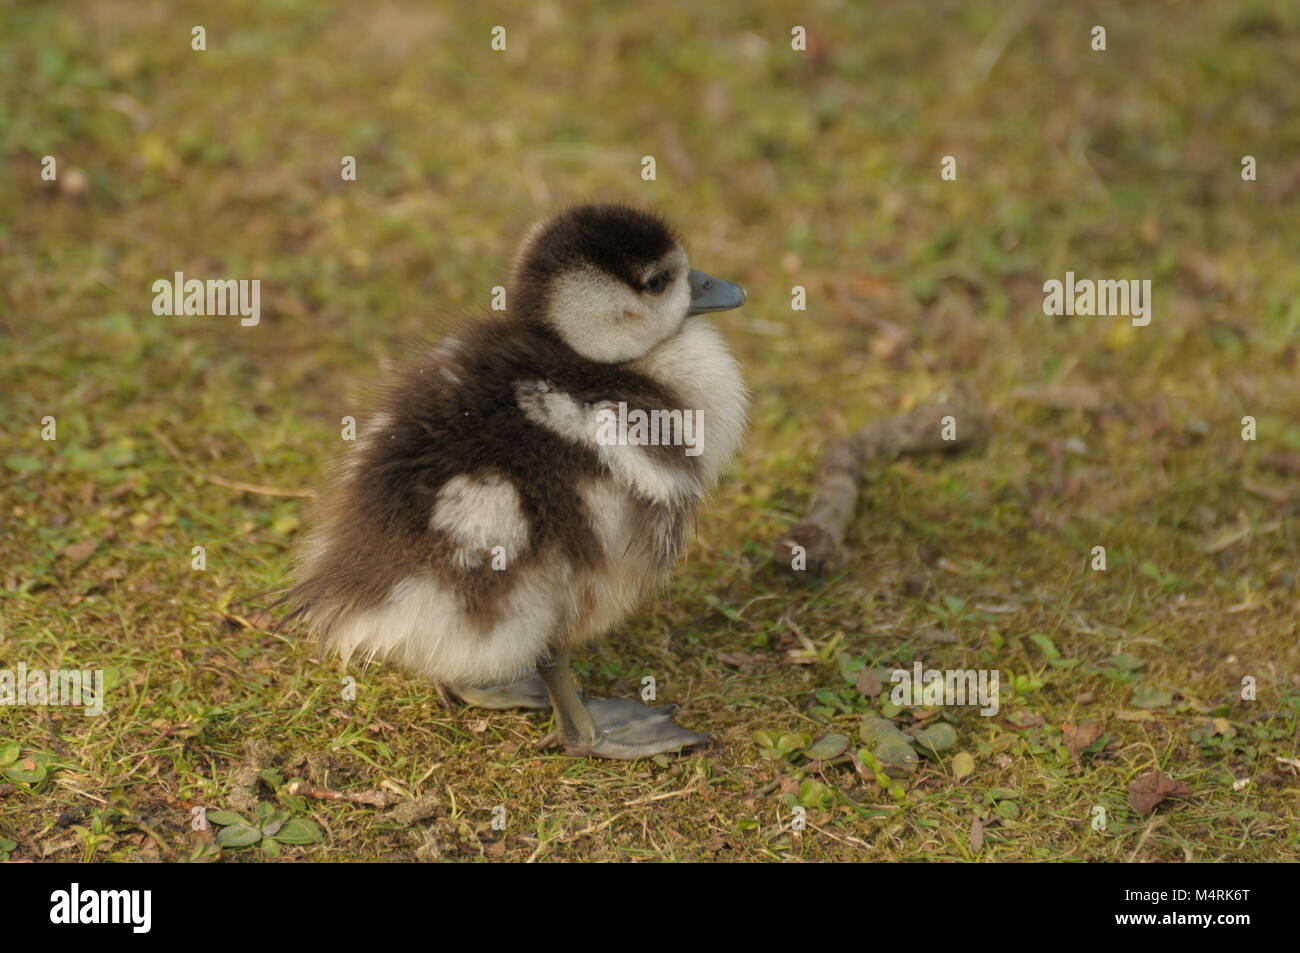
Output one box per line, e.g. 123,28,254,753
380,793,442,827
244,609,275,630
1261,452,1300,476
855,668,883,696
1127,770,1192,818
60,541,96,562
715,650,762,673
1062,722,1103,764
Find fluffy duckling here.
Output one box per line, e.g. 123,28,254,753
288,203,748,759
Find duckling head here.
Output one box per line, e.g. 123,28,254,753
511,203,745,364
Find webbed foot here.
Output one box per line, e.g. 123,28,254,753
534,657,709,760
577,697,711,760
446,673,551,710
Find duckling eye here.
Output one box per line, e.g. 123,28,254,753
643,271,672,295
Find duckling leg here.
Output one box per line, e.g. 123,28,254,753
537,657,598,749
538,654,710,760
444,674,551,710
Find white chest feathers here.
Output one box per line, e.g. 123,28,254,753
628,318,749,487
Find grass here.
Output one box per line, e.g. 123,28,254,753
1,0,1298,862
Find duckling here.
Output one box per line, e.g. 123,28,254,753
287,203,748,759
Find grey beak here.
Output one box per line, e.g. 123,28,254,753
687,269,746,315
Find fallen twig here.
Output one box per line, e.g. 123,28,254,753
773,386,991,577
623,784,702,807
202,474,317,499
287,781,397,808
150,427,316,499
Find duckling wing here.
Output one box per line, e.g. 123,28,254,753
285,325,606,675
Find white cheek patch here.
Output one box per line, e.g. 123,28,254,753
516,380,699,504
546,266,672,364
659,270,691,323
430,472,529,568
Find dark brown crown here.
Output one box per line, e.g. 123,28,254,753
513,203,679,314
